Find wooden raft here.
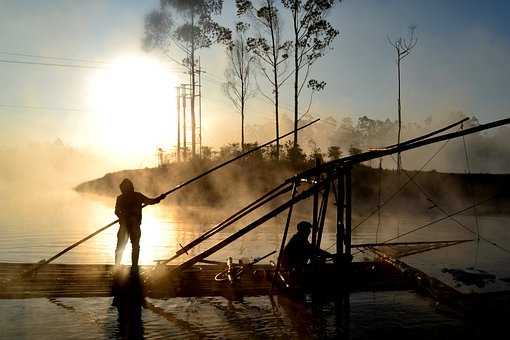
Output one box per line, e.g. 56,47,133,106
0,261,410,299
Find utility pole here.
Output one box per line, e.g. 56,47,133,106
198,57,203,158
179,58,202,161
176,86,181,162
190,12,196,158
182,84,187,161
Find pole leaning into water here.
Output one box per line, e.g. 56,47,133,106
155,181,293,265
17,119,320,278
271,182,298,288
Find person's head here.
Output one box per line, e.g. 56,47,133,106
119,178,134,194
297,221,312,237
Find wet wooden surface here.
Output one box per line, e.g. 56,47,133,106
0,262,410,299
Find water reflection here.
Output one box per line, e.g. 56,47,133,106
1,187,510,290
112,270,145,340
143,300,207,338
115,205,179,266
0,290,501,339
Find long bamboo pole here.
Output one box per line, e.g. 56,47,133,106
345,168,352,257
177,181,326,272
15,119,320,278
337,172,345,257
335,171,345,286
312,183,319,248
316,180,331,249
195,182,290,242
297,117,510,179
384,117,468,149
351,239,473,248
271,182,298,288
345,118,510,167
156,182,293,264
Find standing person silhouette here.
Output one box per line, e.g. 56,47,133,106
114,178,166,270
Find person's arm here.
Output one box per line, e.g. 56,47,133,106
317,248,334,259
306,240,334,259
139,192,166,205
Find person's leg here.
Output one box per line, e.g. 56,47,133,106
115,225,129,265
129,225,141,268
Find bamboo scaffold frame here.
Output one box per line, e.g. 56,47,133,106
155,117,510,281
4,117,510,289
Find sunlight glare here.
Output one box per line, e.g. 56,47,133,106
117,205,178,265
88,55,176,163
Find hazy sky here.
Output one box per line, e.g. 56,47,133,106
1,0,509,165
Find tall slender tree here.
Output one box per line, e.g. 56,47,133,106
281,0,339,148
237,0,291,160
144,0,230,158
388,26,417,171
223,22,255,151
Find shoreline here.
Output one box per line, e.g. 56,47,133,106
75,160,510,215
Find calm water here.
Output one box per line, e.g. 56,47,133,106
1,187,510,338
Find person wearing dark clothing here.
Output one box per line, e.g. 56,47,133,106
114,178,166,268
281,221,333,274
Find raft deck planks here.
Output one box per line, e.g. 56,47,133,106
0,261,410,299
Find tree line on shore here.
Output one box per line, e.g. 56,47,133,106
159,111,494,172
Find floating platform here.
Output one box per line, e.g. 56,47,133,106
2,259,510,319
0,261,410,299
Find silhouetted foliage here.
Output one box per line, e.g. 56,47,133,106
308,144,325,163
219,143,242,160
284,140,307,165
327,145,342,160
163,0,230,48
243,142,265,161
348,146,362,155
201,146,213,160
265,143,283,161
144,0,230,158
281,0,339,147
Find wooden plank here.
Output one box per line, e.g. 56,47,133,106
0,262,413,299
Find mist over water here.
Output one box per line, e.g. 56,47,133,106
1,0,510,336
2,130,510,339
244,113,510,174
1,140,509,287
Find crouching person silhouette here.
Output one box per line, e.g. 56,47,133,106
114,178,166,270
280,221,334,283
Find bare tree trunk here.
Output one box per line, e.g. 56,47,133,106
241,99,245,151
198,57,203,158
268,1,279,160
397,52,402,171
241,40,246,152
293,6,299,149
275,79,279,160
240,70,245,151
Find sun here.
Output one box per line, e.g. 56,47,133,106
88,55,177,163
